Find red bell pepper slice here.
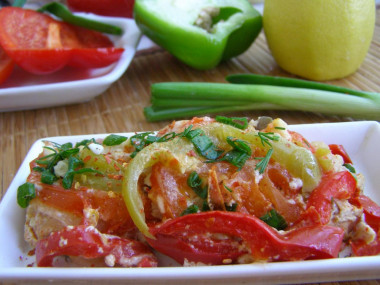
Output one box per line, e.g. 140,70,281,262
329,144,353,164
147,211,344,265
67,0,135,18
305,171,357,225
0,46,14,85
0,7,123,75
350,195,380,256
36,225,157,267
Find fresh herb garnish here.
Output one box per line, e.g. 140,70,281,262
17,182,36,208
225,203,237,212
103,134,128,146
187,171,208,199
61,156,101,189
343,163,356,174
181,204,199,216
215,116,248,130
254,148,273,174
208,137,251,170
223,184,233,192
256,132,279,147
183,128,223,160
260,209,287,230
35,140,101,189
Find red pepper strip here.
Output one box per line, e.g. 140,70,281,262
0,46,14,85
328,144,353,164
350,195,380,256
36,225,157,267
305,171,357,225
147,211,344,265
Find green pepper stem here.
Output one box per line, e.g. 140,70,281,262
38,2,123,35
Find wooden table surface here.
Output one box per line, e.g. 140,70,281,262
1,6,380,285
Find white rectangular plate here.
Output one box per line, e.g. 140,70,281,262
0,121,379,284
0,13,141,112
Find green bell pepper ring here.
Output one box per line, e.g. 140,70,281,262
134,0,262,70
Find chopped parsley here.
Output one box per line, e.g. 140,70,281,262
260,209,287,230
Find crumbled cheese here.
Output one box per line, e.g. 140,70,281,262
88,143,104,155
289,177,303,190
59,237,68,247
105,254,116,267
254,170,263,184
53,159,69,178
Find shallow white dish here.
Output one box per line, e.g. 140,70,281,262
0,13,141,112
0,121,379,284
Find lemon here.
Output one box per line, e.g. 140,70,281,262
263,0,375,81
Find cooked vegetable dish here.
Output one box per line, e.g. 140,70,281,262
18,116,380,267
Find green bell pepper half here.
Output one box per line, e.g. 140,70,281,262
134,0,262,70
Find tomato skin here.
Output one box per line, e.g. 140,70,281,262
305,171,357,225
36,225,157,267
6,49,71,75
329,144,353,164
350,195,380,256
0,7,123,75
67,0,135,18
68,48,124,69
0,46,14,85
147,211,344,265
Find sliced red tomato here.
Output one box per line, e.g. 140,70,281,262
329,144,353,164
0,45,14,85
28,162,136,236
36,225,157,267
67,0,135,18
0,7,123,74
147,211,344,265
305,171,357,225
350,195,380,256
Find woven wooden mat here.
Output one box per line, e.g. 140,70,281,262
1,8,379,285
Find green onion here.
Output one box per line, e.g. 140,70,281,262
187,171,208,199
181,204,199,216
209,137,251,170
260,209,287,230
226,74,377,99
103,134,128,146
17,182,36,208
144,80,380,122
184,128,223,160
38,2,123,35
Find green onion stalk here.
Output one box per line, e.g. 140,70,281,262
144,74,380,122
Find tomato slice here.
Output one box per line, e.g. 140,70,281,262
0,7,123,74
36,225,157,267
329,144,353,164
147,211,344,265
67,0,135,18
0,46,14,85
350,195,380,256
305,171,357,225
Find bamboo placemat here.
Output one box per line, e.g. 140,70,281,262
1,7,380,285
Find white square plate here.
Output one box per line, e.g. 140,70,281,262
0,121,379,284
0,13,141,112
